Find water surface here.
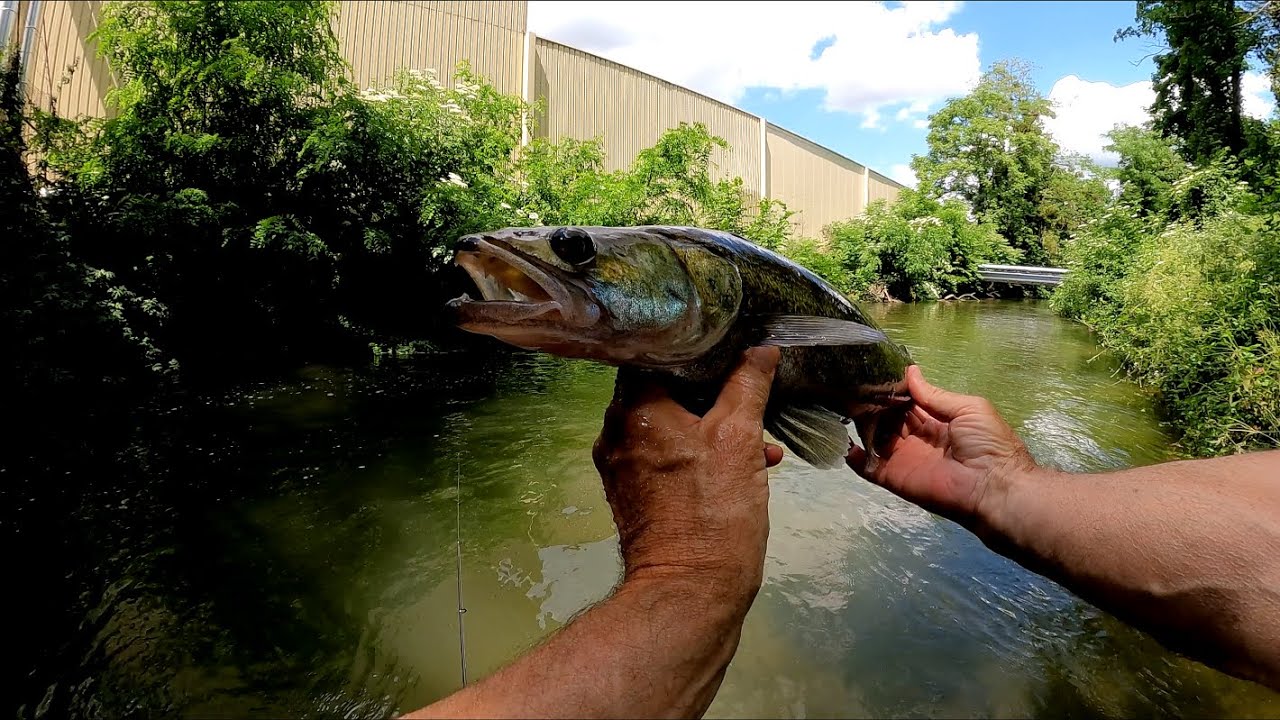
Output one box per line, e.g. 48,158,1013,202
15,300,1280,718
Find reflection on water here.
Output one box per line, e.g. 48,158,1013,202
12,301,1280,718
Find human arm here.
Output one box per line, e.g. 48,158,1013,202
847,365,1280,691
404,347,784,719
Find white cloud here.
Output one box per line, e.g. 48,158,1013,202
528,1,981,129
888,163,918,189
1046,72,1276,165
1045,76,1153,164
1243,71,1277,119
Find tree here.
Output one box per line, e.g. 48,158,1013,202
911,60,1060,265
1037,155,1113,260
1246,0,1280,98
1103,125,1189,218
1118,1,1258,164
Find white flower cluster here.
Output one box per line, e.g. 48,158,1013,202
405,67,445,91
358,86,404,103
908,215,944,229
440,172,468,188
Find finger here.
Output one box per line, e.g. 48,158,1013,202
765,442,784,468
602,371,696,442
608,368,695,418
846,444,874,480
704,346,780,426
905,364,984,422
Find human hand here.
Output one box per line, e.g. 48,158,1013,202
846,365,1038,529
593,347,783,599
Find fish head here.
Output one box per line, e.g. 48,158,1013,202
446,226,743,366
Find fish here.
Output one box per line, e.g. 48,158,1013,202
444,225,914,470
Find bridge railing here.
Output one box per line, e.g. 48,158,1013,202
976,264,1069,287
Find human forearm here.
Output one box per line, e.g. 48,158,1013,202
404,571,754,719
974,450,1280,688
407,350,781,720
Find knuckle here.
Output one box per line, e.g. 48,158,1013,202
592,434,620,472
650,444,699,474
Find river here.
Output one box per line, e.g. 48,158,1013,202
14,300,1280,718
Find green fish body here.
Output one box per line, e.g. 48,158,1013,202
446,225,914,469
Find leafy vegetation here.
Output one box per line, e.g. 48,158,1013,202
21,0,800,382
1053,128,1279,456
813,190,1017,301
6,0,1277,459
1049,1,1280,456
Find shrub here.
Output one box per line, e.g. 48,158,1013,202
1052,154,1279,455
776,238,853,293
825,189,1018,301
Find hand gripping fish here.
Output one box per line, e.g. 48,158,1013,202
445,225,914,470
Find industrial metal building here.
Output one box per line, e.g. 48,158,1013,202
3,0,904,238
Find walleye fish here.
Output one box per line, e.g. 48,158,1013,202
445,225,914,469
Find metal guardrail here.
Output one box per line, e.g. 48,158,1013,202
976,264,1069,287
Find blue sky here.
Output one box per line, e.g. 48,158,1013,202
527,1,1276,186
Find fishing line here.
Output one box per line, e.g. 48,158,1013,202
454,453,468,687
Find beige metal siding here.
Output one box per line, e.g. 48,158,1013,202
765,123,866,239
868,169,904,205
530,36,761,191
22,0,113,119
21,1,527,118
335,1,526,94
18,0,908,229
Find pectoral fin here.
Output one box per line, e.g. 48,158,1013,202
758,315,889,347
765,403,852,469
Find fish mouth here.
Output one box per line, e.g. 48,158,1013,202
446,238,595,328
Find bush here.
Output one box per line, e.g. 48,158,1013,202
824,189,1019,301
2,49,168,473
507,121,797,250
776,237,853,293
1052,154,1280,455
28,0,803,370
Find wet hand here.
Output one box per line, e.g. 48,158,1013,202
846,365,1037,528
593,347,782,597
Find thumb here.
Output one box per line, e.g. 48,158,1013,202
905,364,983,422
705,346,780,425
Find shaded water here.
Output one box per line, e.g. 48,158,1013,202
14,301,1280,718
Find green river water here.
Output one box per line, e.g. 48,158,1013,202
16,300,1280,718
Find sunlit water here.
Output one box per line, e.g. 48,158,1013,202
13,301,1280,718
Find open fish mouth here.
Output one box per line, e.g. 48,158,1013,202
447,237,586,326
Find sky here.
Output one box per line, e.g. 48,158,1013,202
526,0,1278,188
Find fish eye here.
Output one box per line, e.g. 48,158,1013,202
549,227,596,267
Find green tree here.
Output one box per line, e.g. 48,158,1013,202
42,0,354,372
911,60,1059,264
1118,1,1259,164
825,189,1018,301
1037,155,1114,261
1102,125,1189,218
2,49,168,471
509,122,796,249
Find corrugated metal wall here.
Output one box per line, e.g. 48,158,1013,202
15,0,905,235
333,0,525,94
868,170,903,206
13,0,113,119
529,36,761,192
16,0,526,119
765,123,867,240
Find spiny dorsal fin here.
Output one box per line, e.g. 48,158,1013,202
758,315,889,348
